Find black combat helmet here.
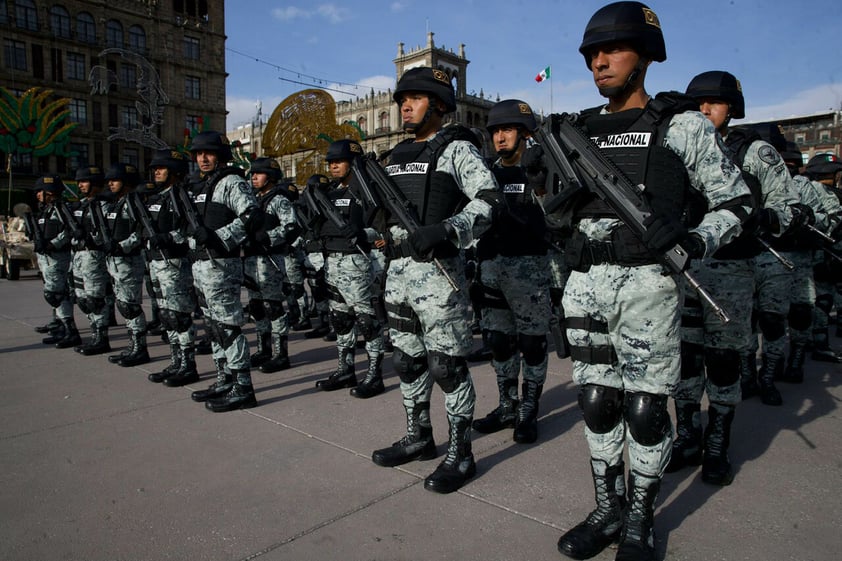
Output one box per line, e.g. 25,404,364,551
149,149,189,176
306,174,331,192
685,71,745,120
189,130,233,163
249,157,283,182
325,139,363,162
34,174,65,194
104,162,141,188
393,67,456,113
75,165,105,186
805,153,842,178
486,99,537,133
780,141,803,168
579,1,666,67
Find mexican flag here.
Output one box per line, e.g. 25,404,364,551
535,66,551,83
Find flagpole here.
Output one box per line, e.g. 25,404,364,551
550,66,553,114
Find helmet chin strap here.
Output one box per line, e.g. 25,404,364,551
496,134,525,160
598,60,646,99
402,95,442,134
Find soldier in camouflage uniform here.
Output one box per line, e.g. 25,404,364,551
31,175,80,348
369,67,505,494
141,149,199,387
70,166,112,355
313,139,387,398
244,157,298,374
552,5,752,560
471,99,552,444
183,131,262,412
667,72,799,486
296,175,333,339
101,163,149,367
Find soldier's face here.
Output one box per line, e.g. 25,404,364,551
492,126,521,154
152,167,170,184
109,179,124,194
588,42,639,92
78,180,91,195
251,172,270,190
328,159,351,181
195,150,218,173
698,98,730,131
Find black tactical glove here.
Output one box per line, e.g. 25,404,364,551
193,226,222,250
340,224,367,247
408,222,451,260
34,239,49,254
521,145,548,193
789,203,816,231
641,214,688,254
253,228,273,250
682,233,706,260
744,207,780,236
148,232,172,250
101,239,118,256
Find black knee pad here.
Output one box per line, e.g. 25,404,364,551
356,313,381,341
330,310,356,335
680,342,705,380
248,299,266,321
392,348,428,384
43,290,66,308
76,297,92,315
88,296,105,314
704,347,741,387
488,330,517,362
158,308,177,331
788,303,813,331
217,323,242,349
174,311,192,333
757,311,786,341
518,333,548,366
427,351,469,393
264,300,285,321
578,384,624,434
623,392,670,446
116,299,143,320
290,283,305,299
815,294,834,315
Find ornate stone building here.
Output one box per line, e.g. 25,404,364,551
1,0,227,185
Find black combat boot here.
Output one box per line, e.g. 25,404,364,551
291,317,312,331
41,322,66,345
205,376,257,412
665,400,702,473
350,352,384,398
782,342,807,383
557,460,626,560
35,317,61,333
118,330,150,367
315,347,357,390
811,328,842,363
701,404,735,486
757,354,783,406
191,358,233,402
164,345,199,387
148,342,181,383
108,330,133,363
739,352,759,400
250,330,272,368
54,318,82,349
423,415,476,494
78,325,111,356
260,334,291,373
472,377,518,433
615,471,660,561
513,380,543,443
372,402,437,467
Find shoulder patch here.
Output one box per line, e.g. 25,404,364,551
758,144,781,166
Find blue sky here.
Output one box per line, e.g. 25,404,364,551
224,0,842,131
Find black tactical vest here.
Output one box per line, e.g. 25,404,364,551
106,198,133,243
147,189,188,259
38,206,64,241
194,168,240,230
322,184,366,254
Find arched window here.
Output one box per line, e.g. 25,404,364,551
50,6,71,38
378,111,389,133
128,25,146,53
105,20,123,48
14,0,38,31
76,12,96,43
357,116,367,135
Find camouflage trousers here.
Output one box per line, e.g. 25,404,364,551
283,247,308,319
36,250,73,320
386,254,475,421
72,249,109,329
787,251,816,346
479,253,552,385
677,258,755,406
192,257,249,370
148,257,195,348
751,250,806,358
305,251,329,315
325,252,383,356
244,254,290,339
106,253,147,334
564,263,680,478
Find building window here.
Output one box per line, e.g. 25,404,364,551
175,0,209,18
69,99,88,125
819,130,831,142
119,64,137,89
183,36,200,60
123,148,140,168
795,133,806,144
377,111,389,133
69,143,89,170
185,76,201,100
106,20,123,48
3,39,27,71
50,6,71,38
128,25,146,54
121,106,139,129
185,114,202,133
0,2,8,25
14,0,38,31
67,52,85,80
357,116,367,135
76,12,96,43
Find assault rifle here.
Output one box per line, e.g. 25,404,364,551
23,211,43,250
89,198,112,251
169,184,217,266
534,113,730,323
126,191,180,269
352,157,460,291
805,223,842,263
301,180,368,259
56,200,83,242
